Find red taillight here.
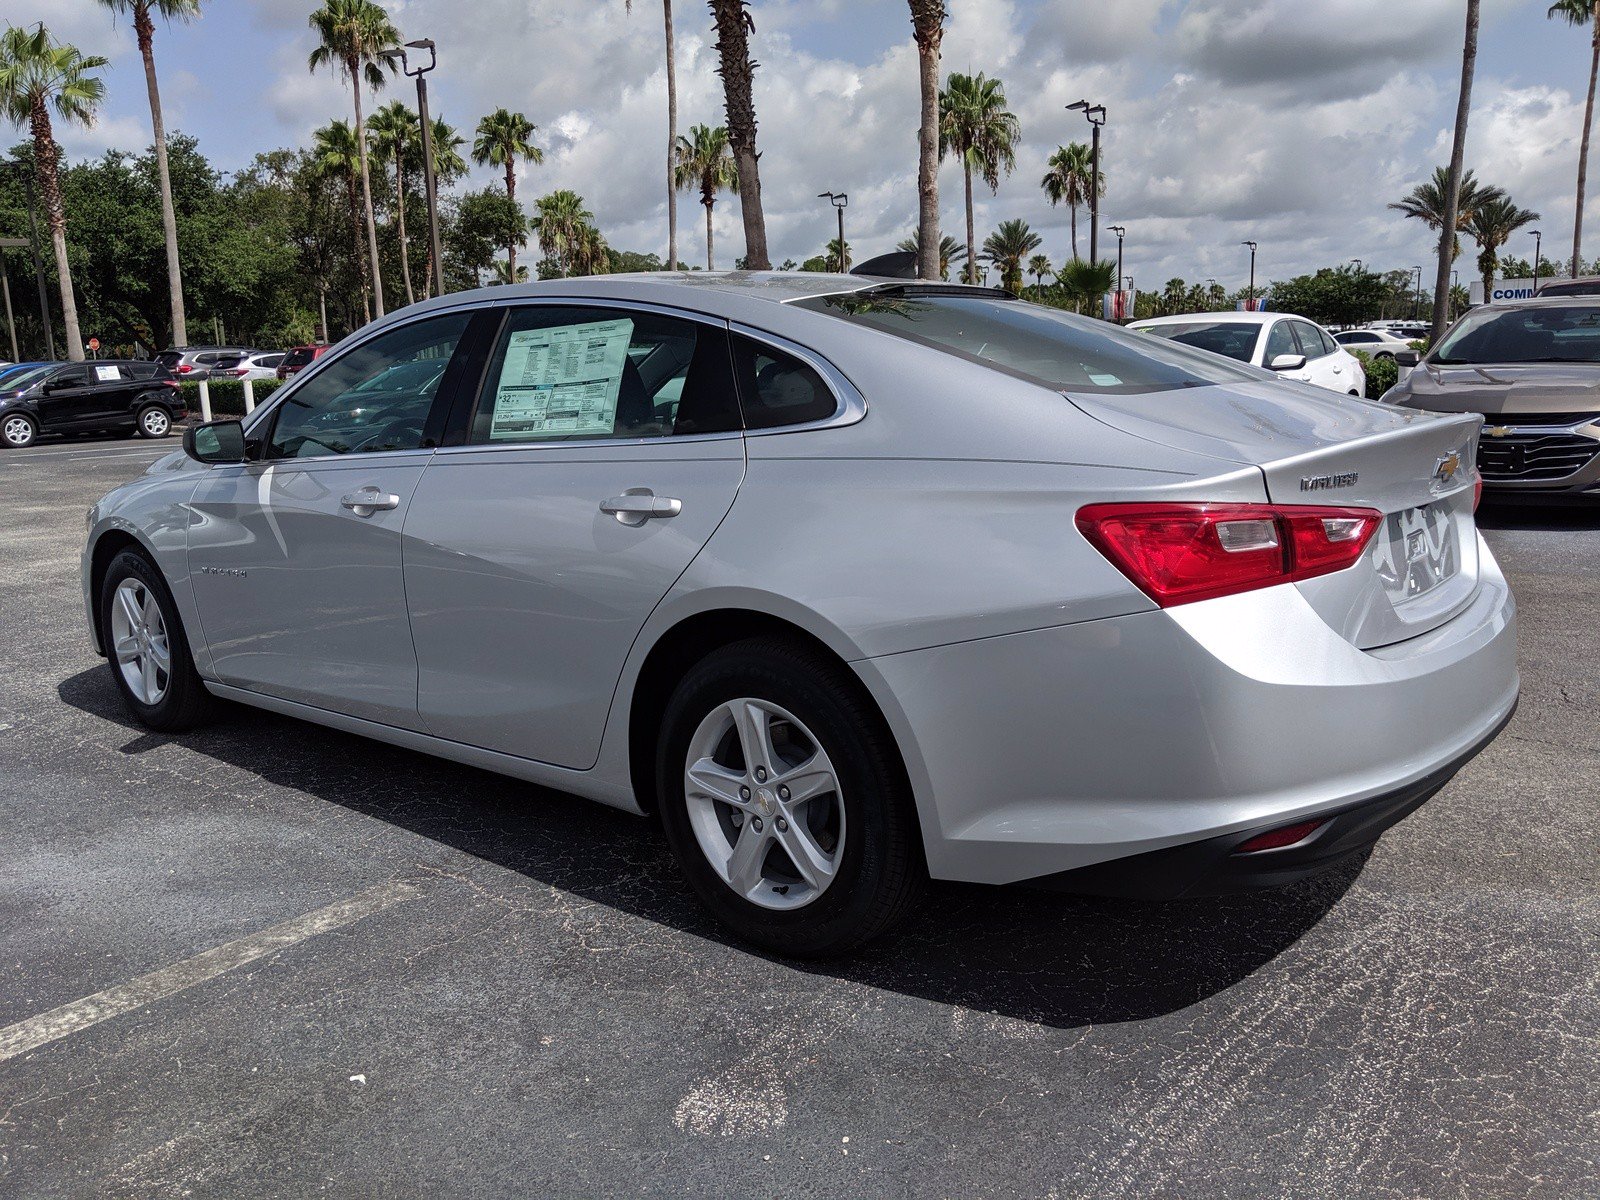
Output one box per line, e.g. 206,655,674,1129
1075,502,1383,607
177,363,192,373
1234,819,1325,854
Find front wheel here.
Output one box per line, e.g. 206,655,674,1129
656,637,924,958
135,404,173,439
100,549,214,731
2,412,37,448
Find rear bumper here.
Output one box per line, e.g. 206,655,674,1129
855,534,1519,888
1028,697,1515,899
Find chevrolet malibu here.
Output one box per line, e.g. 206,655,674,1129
83,274,1518,956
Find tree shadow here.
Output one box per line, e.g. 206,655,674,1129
58,665,1360,1029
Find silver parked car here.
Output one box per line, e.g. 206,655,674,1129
1382,296,1600,501
83,274,1518,956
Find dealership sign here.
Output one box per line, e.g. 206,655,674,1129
1469,277,1536,305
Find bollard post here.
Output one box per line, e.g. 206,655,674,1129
242,377,255,414
197,378,212,423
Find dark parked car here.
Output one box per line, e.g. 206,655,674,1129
276,343,331,380
1534,276,1600,298
1383,296,1600,501
0,360,184,448
155,346,252,381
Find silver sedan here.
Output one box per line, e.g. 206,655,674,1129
82,273,1518,956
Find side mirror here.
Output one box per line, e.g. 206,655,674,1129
183,418,247,464
41,379,68,393
1395,349,1421,367
1268,353,1307,371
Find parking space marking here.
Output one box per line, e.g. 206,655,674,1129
0,879,420,1063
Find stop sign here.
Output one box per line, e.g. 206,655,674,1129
88,337,100,351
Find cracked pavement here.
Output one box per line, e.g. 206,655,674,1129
0,434,1596,1198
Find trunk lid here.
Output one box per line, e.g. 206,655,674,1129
1067,380,1483,649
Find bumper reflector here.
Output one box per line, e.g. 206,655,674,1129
1233,819,1326,855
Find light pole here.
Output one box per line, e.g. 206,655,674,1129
1109,224,1126,309
1531,228,1543,295
383,39,445,297
1241,240,1257,307
1067,100,1106,263
1412,265,1423,319
1452,268,1460,318
818,192,848,272
5,160,55,360
1350,258,1363,271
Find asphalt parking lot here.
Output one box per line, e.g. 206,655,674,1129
1,432,1597,1199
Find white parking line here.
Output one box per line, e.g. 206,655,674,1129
0,879,419,1063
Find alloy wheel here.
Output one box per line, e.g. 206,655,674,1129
110,578,171,705
141,409,170,437
2,415,33,447
683,698,846,911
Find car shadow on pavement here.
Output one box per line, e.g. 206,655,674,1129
1476,500,1600,531
58,665,1359,1030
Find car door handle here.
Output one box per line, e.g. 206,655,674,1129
340,487,401,517
600,488,682,526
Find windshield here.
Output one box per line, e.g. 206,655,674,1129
795,290,1262,393
1132,321,1260,364
0,364,55,391
1432,304,1600,364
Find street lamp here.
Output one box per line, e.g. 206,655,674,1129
1241,241,1257,307
817,191,848,272
1350,258,1363,271
1066,100,1106,263
1531,229,1543,295
1109,224,1126,309
1451,268,1460,320
381,39,445,297
1412,265,1423,319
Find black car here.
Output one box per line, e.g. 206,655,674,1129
0,360,185,449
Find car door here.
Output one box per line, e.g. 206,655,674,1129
35,364,99,427
1292,320,1348,391
1260,320,1309,381
185,310,475,728
404,301,747,769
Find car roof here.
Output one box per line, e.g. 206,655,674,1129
1478,294,1600,313
1130,311,1296,327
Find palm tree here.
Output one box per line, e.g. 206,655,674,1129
313,119,370,323
982,218,1041,294
1161,277,1187,314
368,100,418,304
428,116,467,182
532,189,594,277
908,0,945,280
707,0,769,268
308,0,399,319
472,107,543,282
1467,192,1541,296
1027,253,1051,288
491,260,529,285
1056,256,1117,316
1550,1,1600,276
0,24,107,361
897,231,965,280
94,0,198,347
673,123,737,270
1389,166,1491,260
1432,0,1481,340
825,237,851,272
1040,142,1100,261
939,71,1020,284
628,0,679,270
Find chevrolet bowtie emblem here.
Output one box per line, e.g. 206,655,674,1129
1431,449,1462,491
1483,425,1511,437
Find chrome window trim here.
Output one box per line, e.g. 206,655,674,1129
727,321,867,436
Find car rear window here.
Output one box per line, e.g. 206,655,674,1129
795,290,1263,394
283,348,316,367
156,351,182,369
1132,321,1260,364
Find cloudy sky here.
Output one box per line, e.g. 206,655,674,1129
6,0,1595,289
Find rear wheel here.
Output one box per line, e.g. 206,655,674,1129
135,404,172,439
656,637,923,958
2,412,37,448
100,549,214,731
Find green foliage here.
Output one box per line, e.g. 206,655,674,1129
178,377,284,416
1264,265,1390,327
1054,256,1117,315
1349,350,1399,400
609,249,664,273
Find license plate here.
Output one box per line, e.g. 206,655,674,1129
1373,503,1459,601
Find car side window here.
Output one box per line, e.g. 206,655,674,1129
467,306,740,444
1263,321,1298,364
52,366,90,387
266,311,470,459
730,335,837,429
1292,322,1329,359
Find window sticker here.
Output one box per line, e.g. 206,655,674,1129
95,365,120,382
489,317,634,439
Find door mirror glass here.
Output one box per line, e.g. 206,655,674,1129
184,419,247,464
1269,353,1307,371
1395,349,1421,367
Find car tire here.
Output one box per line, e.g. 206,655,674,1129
656,636,924,958
100,548,215,732
135,404,173,439
1,412,37,448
